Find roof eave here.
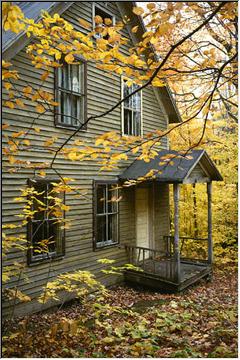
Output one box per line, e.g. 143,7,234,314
3,2,74,60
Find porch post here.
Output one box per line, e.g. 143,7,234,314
207,182,213,264
173,183,181,283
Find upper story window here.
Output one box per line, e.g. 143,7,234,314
55,62,87,129
122,79,142,136
92,3,116,39
27,179,65,264
94,182,119,249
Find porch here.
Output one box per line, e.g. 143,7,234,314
119,150,222,292
124,237,211,292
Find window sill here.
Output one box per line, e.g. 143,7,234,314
94,242,119,251
55,123,87,132
121,133,143,139
27,254,65,267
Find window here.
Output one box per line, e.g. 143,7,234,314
27,180,65,264
55,62,86,129
92,3,115,39
122,79,142,136
94,182,119,248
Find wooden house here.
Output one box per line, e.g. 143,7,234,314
2,2,222,317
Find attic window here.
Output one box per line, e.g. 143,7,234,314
92,3,115,39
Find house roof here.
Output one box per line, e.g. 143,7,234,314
2,2,74,57
119,150,223,183
2,1,181,124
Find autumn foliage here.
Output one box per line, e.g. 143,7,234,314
2,1,238,357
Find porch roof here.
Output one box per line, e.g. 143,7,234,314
119,150,223,183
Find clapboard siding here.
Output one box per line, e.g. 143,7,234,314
2,2,170,316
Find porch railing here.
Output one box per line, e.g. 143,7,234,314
124,244,177,282
124,235,209,283
164,235,209,263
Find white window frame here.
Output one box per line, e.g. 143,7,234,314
121,77,143,137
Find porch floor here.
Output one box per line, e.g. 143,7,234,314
124,259,211,292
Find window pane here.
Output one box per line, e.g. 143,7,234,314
96,215,107,243
132,86,141,111
71,95,81,126
32,221,45,255
60,92,72,124
62,64,70,90
32,182,47,220
97,185,106,214
48,219,59,253
71,65,80,93
108,214,117,242
124,109,132,135
108,185,118,213
124,82,131,108
133,111,141,136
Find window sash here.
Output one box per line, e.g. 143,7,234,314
93,4,116,40
95,183,119,247
123,80,142,136
28,180,64,264
55,62,86,128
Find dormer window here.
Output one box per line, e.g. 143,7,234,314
92,3,115,39
55,62,87,129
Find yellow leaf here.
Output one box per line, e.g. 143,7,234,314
39,170,46,177
12,131,24,138
15,99,25,107
2,60,12,68
152,78,165,87
132,25,139,33
23,139,30,146
34,127,41,133
68,152,78,161
36,104,45,113
147,3,156,10
41,71,50,81
95,138,103,146
5,101,14,109
23,86,32,95
65,53,75,63
9,156,16,164
133,7,144,16
104,18,112,25
132,146,139,154
78,18,91,29
94,15,103,24
4,82,12,90
2,273,10,283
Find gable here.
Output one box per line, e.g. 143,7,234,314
183,163,211,184
2,1,181,124
119,150,223,183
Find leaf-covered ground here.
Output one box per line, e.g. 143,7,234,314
3,265,237,358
